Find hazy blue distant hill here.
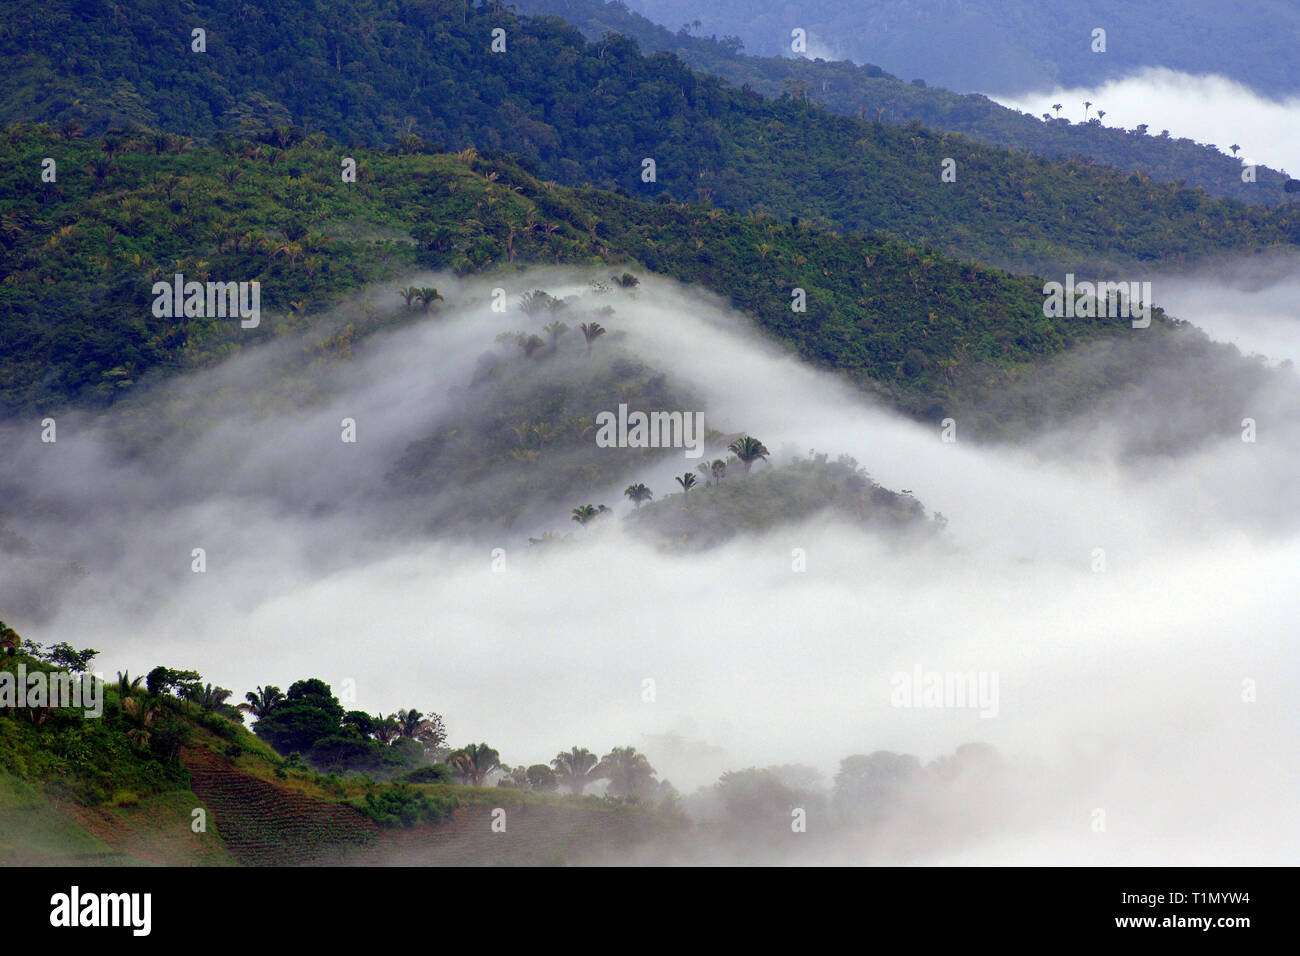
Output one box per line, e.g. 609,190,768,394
623,0,1300,97
518,0,1294,206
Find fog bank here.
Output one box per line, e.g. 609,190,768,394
2,269,1295,864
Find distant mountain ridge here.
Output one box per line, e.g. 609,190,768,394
622,0,1300,98
2,0,1297,280
515,0,1295,206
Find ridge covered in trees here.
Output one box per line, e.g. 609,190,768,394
0,124,1143,423
516,0,1297,206
2,0,1297,277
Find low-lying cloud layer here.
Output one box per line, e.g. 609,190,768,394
994,67,1300,175
2,269,1296,863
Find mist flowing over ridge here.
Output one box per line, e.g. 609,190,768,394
2,269,1296,863
993,68,1300,176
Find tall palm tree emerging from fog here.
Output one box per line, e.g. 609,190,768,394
697,458,727,486
578,321,606,356
595,747,657,798
544,320,569,346
552,746,602,795
728,436,770,472
624,483,653,508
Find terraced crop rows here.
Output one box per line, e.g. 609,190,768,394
181,748,378,866
339,802,670,866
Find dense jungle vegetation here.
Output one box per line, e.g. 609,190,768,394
2,0,1297,278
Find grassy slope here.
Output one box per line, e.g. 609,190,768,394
0,651,681,866
0,709,679,867
0,771,129,864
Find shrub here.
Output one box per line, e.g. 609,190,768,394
357,784,457,828
403,764,453,784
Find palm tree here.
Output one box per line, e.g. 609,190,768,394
398,286,421,309
595,746,657,798
447,743,501,786
186,683,233,710
728,436,770,472
116,671,143,696
675,472,697,496
1096,109,1106,123
578,322,606,356
1230,143,1241,157
238,685,283,720
624,483,653,508
393,708,447,749
518,289,555,316
543,320,569,346
397,708,425,738
1083,100,1093,121
122,697,159,750
697,458,726,486
571,504,600,525
418,287,443,311
276,241,304,268
372,714,401,745
1052,103,1063,117
551,746,602,795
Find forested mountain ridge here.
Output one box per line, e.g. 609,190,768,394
3,124,1276,459
2,0,1298,277
0,124,1126,421
516,0,1297,207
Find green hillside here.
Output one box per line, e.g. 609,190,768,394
0,627,1013,868
0,636,684,866
5,122,1280,461
2,0,1297,276
0,123,1137,424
